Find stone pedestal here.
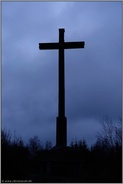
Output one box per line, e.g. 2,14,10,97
56,117,67,147
46,147,84,182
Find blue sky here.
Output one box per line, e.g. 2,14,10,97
2,2,122,147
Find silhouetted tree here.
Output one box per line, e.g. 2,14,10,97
28,136,43,157
1,129,11,146
2,129,30,180
114,118,122,147
70,139,88,150
12,131,24,147
90,116,122,183
97,116,122,148
45,140,52,150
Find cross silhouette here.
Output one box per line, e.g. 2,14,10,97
39,28,85,147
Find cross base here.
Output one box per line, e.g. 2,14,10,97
56,117,67,147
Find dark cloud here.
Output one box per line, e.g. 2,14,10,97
2,2,122,146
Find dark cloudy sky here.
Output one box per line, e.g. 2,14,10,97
2,2,122,147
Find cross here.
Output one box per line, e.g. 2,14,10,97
39,28,85,147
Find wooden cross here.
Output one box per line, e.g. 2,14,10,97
39,28,85,147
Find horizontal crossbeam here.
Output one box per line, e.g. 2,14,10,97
64,42,85,49
39,41,85,50
39,43,59,50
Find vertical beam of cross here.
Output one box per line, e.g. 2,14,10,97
56,29,67,147
59,29,65,117
39,28,85,148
